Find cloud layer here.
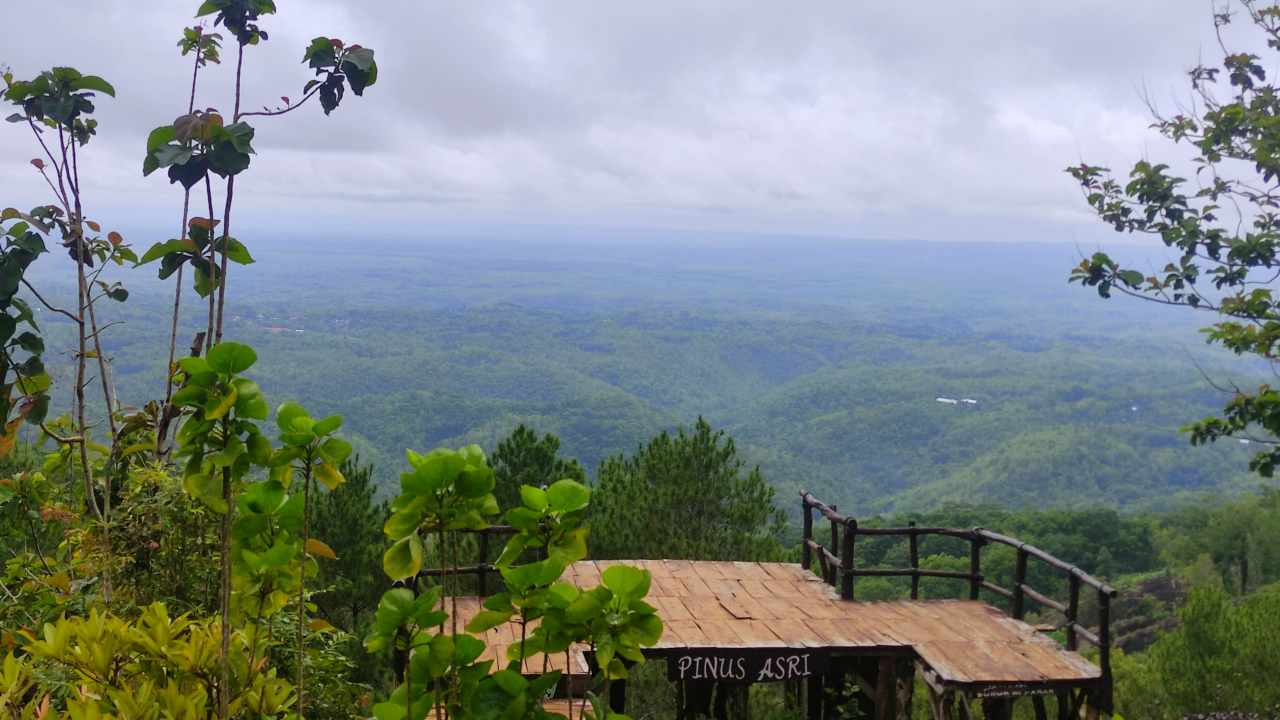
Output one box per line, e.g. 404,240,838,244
0,1,1246,243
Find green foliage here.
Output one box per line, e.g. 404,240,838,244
382,445,498,581
490,424,587,514
13,603,296,718
301,37,379,114
0,211,50,456
1154,487,1280,593
312,455,389,632
2,66,112,142
1114,584,1280,719
591,417,786,561
368,445,659,719
1067,2,1280,477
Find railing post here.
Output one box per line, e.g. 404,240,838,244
968,530,983,601
801,494,813,571
1065,573,1080,651
829,504,838,550
840,517,857,600
828,505,840,587
1098,589,1113,714
477,530,490,596
908,521,920,600
1012,547,1028,619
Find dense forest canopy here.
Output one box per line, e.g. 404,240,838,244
20,236,1269,514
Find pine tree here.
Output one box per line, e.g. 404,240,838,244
590,417,786,561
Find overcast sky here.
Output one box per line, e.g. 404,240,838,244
0,2,1253,245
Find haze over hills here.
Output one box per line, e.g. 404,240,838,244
28,232,1266,513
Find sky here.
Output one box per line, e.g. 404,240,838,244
0,1,1257,246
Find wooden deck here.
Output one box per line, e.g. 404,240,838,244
454,559,1101,696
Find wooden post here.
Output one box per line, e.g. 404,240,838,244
1031,696,1049,720
894,659,914,720
840,517,857,600
477,530,489,596
908,522,920,600
609,677,627,715
807,674,824,720
1054,690,1072,720
1098,589,1112,714
1065,573,1080,651
873,657,895,720
1011,548,1028,619
801,499,813,570
968,533,983,601
829,504,839,560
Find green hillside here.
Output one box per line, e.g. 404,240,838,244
26,235,1266,511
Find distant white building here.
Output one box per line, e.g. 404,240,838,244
935,397,959,405
961,398,978,405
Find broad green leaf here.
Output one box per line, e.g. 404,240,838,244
455,465,495,499
71,75,116,97
602,565,650,601
547,479,590,513
383,533,423,581
183,472,227,513
313,414,342,435
207,341,257,374
275,401,309,432
465,609,514,634
520,485,548,511
319,436,352,464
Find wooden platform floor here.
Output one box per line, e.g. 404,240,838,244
454,560,1100,693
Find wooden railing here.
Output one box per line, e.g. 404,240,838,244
415,524,518,596
800,491,1117,711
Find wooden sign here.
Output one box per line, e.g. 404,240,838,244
974,684,1056,698
667,648,828,684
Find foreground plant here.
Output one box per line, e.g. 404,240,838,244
1068,1,1280,476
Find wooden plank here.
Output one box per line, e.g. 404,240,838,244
765,618,827,648
677,575,716,597
734,619,788,647
736,579,775,599
666,619,711,647
663,559,699,578
706,577,743,596
654,596,695,622
695,617,747,646
732,561,774,580
717,593,755,620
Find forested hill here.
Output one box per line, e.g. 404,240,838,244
28,232,1268,511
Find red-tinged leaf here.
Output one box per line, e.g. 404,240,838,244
281,96,290,105
190,217,220,231
85,220,101,232
108,231,123,246
330,38,344,48
30,159,44,170
305,538,338,560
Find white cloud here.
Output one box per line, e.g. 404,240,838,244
0,0,1244,243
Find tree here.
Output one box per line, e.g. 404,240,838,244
1068,2,1280,476
311,455,389,631
1112,584,1280,718
489,424,586,512
590,417,786,561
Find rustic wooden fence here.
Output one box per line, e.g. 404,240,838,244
800,491,1117,712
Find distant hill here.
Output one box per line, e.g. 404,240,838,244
26,233,1269,511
